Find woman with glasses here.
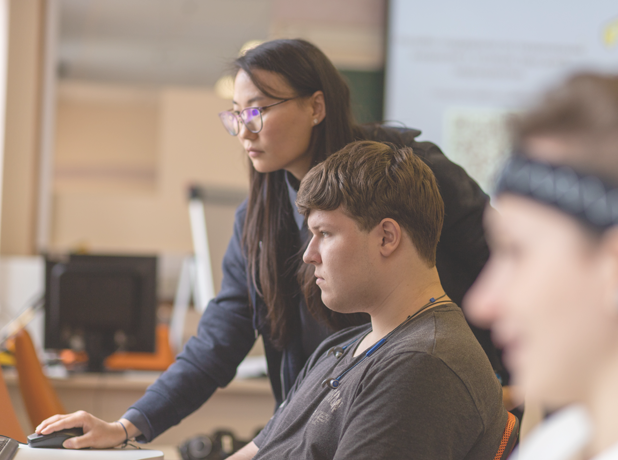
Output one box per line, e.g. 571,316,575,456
466,73,618,459
36,38,503,449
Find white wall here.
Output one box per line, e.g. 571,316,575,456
0,256,45,350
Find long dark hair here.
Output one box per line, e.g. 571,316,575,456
236,39,367,349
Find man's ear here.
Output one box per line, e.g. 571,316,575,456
310,91,326,124
378,218,402,257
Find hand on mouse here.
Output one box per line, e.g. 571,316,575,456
35,411,140,449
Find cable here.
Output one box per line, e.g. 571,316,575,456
0,292,45,347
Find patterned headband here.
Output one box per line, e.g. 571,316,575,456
495,155,618,231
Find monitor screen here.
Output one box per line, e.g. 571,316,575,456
44,254,157,371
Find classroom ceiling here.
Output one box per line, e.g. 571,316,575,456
58,0,273,87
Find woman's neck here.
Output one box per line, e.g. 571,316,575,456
285,151,313,181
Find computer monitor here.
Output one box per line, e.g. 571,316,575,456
44,254,157,372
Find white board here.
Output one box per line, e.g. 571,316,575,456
385,1,618,192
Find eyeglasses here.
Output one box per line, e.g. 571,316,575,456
218,98,296,136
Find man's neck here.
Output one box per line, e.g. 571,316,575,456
354,266,448,357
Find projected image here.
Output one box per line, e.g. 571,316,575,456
443,108,513,193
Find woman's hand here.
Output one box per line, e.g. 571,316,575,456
35,411,140,449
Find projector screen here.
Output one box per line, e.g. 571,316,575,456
385,1,618,192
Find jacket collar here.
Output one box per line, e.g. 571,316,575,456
285,171,305,231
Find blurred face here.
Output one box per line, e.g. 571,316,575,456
233,69,322,179
303,208,382,314
466,195,617,408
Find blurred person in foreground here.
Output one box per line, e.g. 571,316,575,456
466,73,618,460
227,140,507,460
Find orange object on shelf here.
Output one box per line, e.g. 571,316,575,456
13,329,66,428
59,349,88,367
105,323,175,371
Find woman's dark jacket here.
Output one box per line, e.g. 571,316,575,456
124,126,503,441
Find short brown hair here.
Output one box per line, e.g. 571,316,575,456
296,140,444,266
512,73,618,180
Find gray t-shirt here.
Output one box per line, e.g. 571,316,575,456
253,303,507,460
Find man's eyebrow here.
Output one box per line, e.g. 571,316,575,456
308,221,329,232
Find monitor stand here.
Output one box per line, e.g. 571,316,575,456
84,331,116,372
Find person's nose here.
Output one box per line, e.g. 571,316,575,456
303,237,321,265
463,260,503,329
237,120,257,142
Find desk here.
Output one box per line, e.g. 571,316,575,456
15,445,163,459
6,370,274,458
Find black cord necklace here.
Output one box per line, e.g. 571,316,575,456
321,294,449,389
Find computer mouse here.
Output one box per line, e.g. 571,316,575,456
27,427,84,449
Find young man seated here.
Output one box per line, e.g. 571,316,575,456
229,140,507,460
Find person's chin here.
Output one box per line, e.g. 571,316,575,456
250,158,281,174
502,342,521,374
321,295,360,315
321,294,342,312
520,358,581,410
